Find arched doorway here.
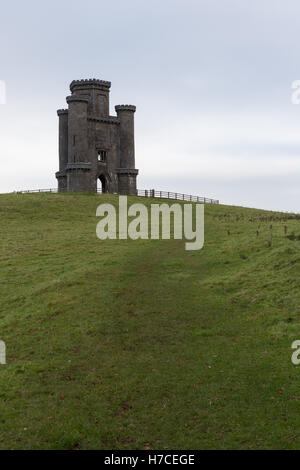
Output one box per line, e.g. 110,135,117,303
97,174,108,193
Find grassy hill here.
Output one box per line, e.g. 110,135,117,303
1,192,300,449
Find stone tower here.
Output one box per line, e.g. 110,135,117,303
55,79,138,194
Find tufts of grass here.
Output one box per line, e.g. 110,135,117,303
1,193,300,449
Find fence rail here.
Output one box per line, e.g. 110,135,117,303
136,189,219,204
14,188,59,194
12,188,219,204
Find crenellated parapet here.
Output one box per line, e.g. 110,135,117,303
88,115,120,125
115,105,136,113
70,79,111,93
57,109,68,116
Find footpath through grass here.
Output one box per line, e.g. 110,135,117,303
1,192,300,449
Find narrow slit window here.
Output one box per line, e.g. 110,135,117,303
97,150,107,162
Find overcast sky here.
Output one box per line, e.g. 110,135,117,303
1,0,300,211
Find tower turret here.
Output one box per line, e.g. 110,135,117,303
115,105,138,195
65,95,91,191
55,109,68,190
70,79,111,117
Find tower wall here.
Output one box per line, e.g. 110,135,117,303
67,95,89,163
115,105,136,169
66,95,91,192
56,109,68,191
115,105,138,195
117,169,139,195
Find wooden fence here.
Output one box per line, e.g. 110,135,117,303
12,188,219,204
136,189,219,204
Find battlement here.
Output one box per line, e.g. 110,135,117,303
57,109,68,116
88,115,120,125
115,105,136,113
70,79,111,93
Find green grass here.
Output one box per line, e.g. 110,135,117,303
1,192,300,449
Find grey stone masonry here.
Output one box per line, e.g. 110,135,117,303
55,79,138,194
